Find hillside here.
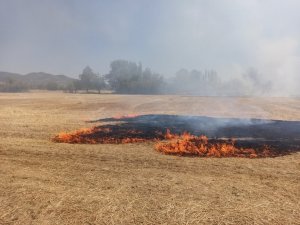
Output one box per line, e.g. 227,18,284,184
0,71,76,88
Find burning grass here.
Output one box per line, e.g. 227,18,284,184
53,126,281,158
155,133,274,158
3,93,300,225
53,126,151,144
53,114,300,158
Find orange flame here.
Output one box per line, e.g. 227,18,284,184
53,127,275,158
53,127,147,144
154,132,274,158
53,127,99,144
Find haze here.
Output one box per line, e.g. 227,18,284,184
0,0,299,95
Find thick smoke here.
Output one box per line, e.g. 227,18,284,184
166,67,274,96
0,0,299,96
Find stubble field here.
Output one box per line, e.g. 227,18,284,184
0,92,299,225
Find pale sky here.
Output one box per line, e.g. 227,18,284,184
0,0,299,93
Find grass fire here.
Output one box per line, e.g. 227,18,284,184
1,93,300,224
2,0,300,223
53,114,300,158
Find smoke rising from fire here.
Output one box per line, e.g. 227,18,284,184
0,0,299,96
53,114,300,157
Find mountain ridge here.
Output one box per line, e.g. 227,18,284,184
0,71,77,88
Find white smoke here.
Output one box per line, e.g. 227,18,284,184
0,0,299,95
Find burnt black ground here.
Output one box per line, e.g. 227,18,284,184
88,114,300,156
92,114,300,140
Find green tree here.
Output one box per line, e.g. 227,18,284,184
92,75,106,94
106,60,164,94
73,80,82,93
79,66,97,93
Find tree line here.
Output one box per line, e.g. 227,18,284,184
66,60,165,94
0,59,271,95
0,78,28,92
0,78,73,92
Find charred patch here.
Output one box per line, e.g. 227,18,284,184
53,114,300,158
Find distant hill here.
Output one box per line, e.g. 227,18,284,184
0,71,77,89
0,71,21,82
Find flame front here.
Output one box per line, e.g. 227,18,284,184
155,133,266,158
53,127,149,144
53,127,277,158
53,127,98,144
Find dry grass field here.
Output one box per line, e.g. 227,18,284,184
0,92,299,225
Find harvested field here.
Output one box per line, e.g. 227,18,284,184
0,91,300,224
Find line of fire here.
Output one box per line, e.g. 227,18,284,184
53,114,300,158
